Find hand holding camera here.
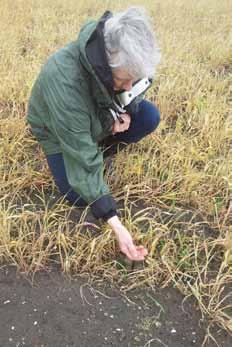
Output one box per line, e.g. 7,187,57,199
111,113,131,135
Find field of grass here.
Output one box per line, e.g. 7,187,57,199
0,0,231,345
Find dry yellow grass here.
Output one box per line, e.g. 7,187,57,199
0,0,231,345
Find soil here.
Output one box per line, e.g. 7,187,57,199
0,266,231,347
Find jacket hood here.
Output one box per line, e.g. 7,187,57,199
78,11,115,98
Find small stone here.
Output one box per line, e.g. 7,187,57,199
110,315,114,319
4,300,11,304
116,328,122,331
193,340,196,343
11,326,15,330
34,321,38,326
171,328,176,333
22,301,26,305
192,332,196,335
33,308,37,312
104,312,108,316
9,338,13,342
104,337,108,340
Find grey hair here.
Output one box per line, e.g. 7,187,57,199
103,6,161,79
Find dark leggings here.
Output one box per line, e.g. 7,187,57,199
46,100,160,206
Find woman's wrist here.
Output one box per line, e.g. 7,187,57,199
107,215,123,234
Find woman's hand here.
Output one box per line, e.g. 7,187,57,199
107,216,148,261
112,113,131,135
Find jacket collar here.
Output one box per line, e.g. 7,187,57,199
85,11,115,97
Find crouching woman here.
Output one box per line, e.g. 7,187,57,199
27,7,161,261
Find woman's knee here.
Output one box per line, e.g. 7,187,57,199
141,101,160,134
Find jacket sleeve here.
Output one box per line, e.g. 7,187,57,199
41,66,117,221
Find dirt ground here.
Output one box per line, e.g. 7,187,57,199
0,266,231,347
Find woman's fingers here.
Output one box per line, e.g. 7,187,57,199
127,244,146,261
121,243,142,261
135,246,148,256
120,245,133,260
120,245,147,261
128,244,138,259
112,113,131,134
121,113,131,122
120,113,131,129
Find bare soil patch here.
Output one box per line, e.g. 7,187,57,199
0,266,231,347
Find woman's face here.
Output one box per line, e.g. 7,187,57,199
112,68,135,91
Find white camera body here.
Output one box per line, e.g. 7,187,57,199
110,77,152,122
116,77,152,107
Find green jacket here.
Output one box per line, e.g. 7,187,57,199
27,11,147,220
